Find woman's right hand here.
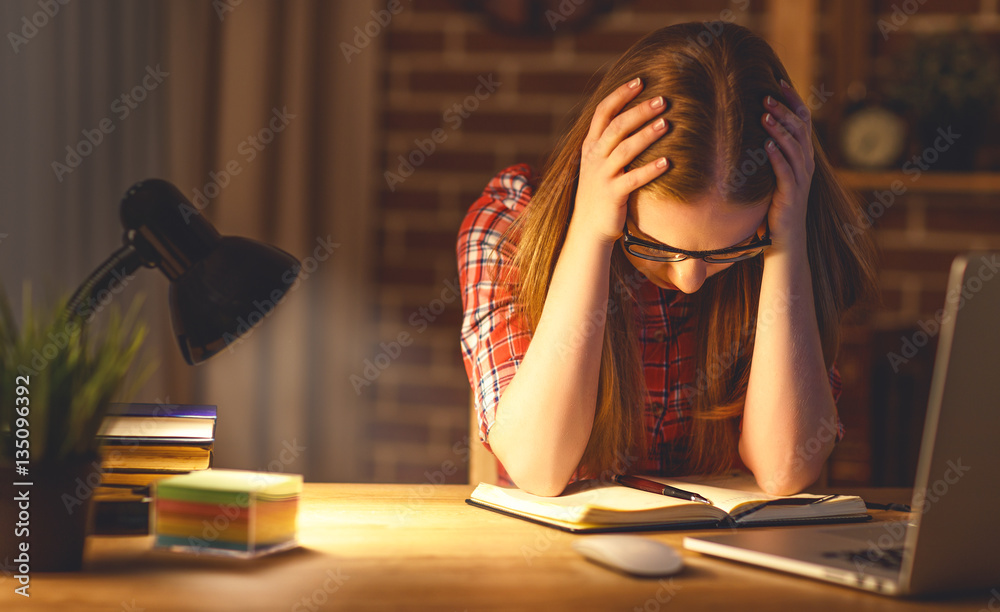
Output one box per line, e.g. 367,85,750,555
572,77,670,245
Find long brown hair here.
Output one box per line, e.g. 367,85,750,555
499,23,878,478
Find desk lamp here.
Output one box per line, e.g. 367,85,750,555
65,179,300,363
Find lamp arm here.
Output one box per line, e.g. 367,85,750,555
64,244,146,322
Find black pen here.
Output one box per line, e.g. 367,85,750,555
612,474,713,505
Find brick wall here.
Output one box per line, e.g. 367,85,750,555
824,0,1000,485
368,0,1000,485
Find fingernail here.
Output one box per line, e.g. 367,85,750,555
780,79,790,89
651,96,664,109
764,112,776,126
629,78,641,89
766,139,777,151
656,157,668,169
653,118,666,130
765,95,777,108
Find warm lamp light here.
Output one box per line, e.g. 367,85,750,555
65,179,300,364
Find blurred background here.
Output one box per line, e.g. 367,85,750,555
1,0,998,488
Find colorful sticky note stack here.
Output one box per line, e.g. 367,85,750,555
152,469,302,558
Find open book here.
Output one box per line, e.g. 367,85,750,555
467,474,870,533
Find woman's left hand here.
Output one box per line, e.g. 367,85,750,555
761,79,815,254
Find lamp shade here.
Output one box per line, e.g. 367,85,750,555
169,236,299,363
119,179,300,364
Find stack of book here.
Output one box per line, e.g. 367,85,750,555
93,402,217,534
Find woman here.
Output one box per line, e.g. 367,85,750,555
457,22,877,496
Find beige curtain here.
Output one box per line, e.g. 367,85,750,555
1,0,378,481
0,0,172,393
164,0,377,481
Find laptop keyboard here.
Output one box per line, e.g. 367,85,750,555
821,547,904,570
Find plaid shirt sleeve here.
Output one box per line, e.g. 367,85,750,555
457,165,535,453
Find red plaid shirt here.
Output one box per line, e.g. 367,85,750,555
458,164,842,486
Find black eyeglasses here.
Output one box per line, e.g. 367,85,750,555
622,218,771,263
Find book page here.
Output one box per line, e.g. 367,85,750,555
471,480,725,525
476,481,684,516
471,472,867,527
642,474,790,514
97,417,215,440
643,473,867,521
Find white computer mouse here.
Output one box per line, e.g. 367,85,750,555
573,534,684,577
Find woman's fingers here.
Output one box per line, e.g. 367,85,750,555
607,113,669,176
585,78,644,146
596,95,667,160
586,81,668,161
763,82,817,245
765,95,811,153
574,77,670,243
615,156,670,193
762,110,807,185
764,138,794,188
779,79,811,124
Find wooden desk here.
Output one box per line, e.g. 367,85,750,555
1,484,993,611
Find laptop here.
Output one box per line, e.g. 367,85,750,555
683,252,1000,596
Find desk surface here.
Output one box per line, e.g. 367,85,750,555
1,483,993,611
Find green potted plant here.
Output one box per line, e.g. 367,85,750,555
0,286,147,572
884,23,1000,171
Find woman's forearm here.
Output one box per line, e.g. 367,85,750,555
488,221,614,496
488,78,669,496
740,240,839,495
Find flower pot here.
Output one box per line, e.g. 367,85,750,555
0,453,102,572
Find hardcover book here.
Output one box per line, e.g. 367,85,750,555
467,475,869,533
